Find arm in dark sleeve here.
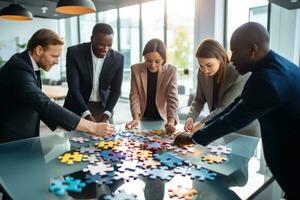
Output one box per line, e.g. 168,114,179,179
105,56,124,112
202,96,242,125
66,48,89,115
12,67,80,131
192,78,281,145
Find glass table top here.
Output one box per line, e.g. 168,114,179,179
0,120,273,200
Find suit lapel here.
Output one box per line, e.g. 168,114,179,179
140,64,147,98
206,76,214,110
218,64,238,103
156,64,166,96
21,51,41,88
85,43,93,86
100,51,113,84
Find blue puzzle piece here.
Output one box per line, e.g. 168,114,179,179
173,166,191,176
143,166,175,181
154,152,185,168
49,180,67,196
49,176,86,196
117,131,132,137
144,142,163,151
85,172,115,185
128,135,149,142
100,150,126,162
189,167,217,181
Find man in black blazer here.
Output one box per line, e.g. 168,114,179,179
63,23,124,123
0,29,115,144
174,22,300,198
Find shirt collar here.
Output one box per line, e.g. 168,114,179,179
28,52,40,71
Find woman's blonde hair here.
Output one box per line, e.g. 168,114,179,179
196,39,229,83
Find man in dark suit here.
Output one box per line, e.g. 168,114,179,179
174,22,300,199
63,23,124,123
0,28,115,144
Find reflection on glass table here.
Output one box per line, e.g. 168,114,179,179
0,120,273,200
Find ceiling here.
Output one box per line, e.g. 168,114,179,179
269,0,300,9
0,0,299,20
0,0,153,19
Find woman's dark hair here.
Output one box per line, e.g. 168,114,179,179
196,39,229,83
142,38,166,65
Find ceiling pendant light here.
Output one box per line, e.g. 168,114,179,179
0,3,33,21
56,0,96,15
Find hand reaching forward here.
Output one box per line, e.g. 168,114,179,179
76,118,115,138
93,122,115,138
184,117,194,132
165,122,176,134
125,119,140,130
174,132,193,147
191,122,205,133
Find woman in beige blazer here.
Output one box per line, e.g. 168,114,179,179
184,39,260,137
126,39,178,134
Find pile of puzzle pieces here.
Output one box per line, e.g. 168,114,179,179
49,129,231,198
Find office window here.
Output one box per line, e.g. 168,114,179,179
79,13,96,43
166,0,195,95
58,19,66,79
269,3,300,65
98,9,118,50
141,0,164,47
119,5,140,97
226,0,268,48
58,17,79,79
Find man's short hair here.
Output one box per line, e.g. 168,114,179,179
27,29,64,52
92,23,114,35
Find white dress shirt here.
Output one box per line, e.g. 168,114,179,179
81,46,111,119
29,53,39,73
89,47,104,102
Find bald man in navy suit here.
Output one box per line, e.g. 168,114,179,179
175,22,300,199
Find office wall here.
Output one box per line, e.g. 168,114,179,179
194,0,225,45
270,4,300,65
0,17,61,80
193,0,225,88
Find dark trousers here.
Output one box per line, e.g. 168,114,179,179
88,101,113,123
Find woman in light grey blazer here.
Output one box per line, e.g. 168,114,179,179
184,39,260,137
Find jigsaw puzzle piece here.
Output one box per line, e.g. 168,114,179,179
201,154,227,164
58,152,87,164
168,185,198,200
207,145,231,155
154,152,185,168
189,167,217,181
49,176,86,196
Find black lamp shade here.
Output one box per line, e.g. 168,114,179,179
56,0,96,15
0,3,33,21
